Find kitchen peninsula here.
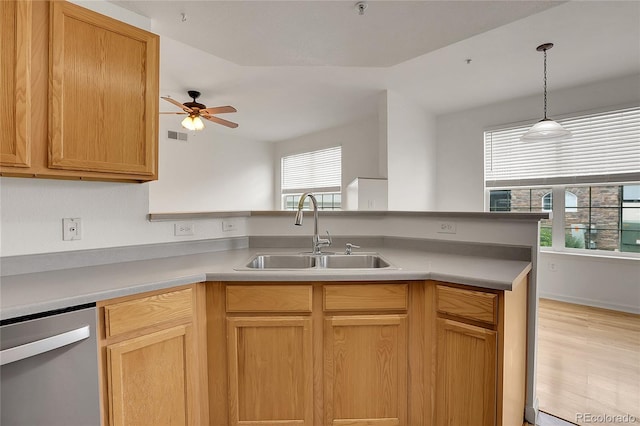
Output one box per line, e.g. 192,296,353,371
1,211,546,425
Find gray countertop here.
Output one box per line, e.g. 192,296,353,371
0,247,531,321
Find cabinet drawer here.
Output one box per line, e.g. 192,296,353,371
324,283,408,311
103,288,193,337
436,285,497,325
226,285,313,312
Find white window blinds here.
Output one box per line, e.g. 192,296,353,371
485,106,640,187
281,146,342,194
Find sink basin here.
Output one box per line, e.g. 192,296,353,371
239,253,395,270
316,254,392,269
245,254,315,269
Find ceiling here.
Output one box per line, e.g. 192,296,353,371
111,1,640,142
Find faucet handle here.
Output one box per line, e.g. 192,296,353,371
345,242,360,255
317,230,332,247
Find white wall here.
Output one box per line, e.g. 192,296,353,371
0,177,248,257
538,251,640,313
385,91,437,210
435,73,640,313
149,117,274,212
273,116,380,208
68,0,151,30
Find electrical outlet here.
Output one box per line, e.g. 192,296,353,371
437,221,457,234
548,262,558,272
174,223,194,236
222,221,237,232
62,218,82,241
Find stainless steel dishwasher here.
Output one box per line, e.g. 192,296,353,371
0,305,101,426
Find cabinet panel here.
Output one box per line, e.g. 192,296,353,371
227,316,313,425
437,285,497,325
324,315,407,425
0,0,31,167
226,284,313,313
435,318,497,426
49,1,158,176
104,288,193,338
324,283,407,311
106,325,194,426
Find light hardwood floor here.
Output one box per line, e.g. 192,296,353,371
537,299,640,426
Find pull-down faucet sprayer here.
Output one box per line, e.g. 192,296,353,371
294,192,331,255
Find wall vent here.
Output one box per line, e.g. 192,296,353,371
168,130,188,141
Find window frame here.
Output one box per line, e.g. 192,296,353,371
486,184,640,259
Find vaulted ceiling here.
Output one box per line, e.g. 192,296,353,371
111,1,640,142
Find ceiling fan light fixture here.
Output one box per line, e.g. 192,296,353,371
181,115,205,131
521,42,571,142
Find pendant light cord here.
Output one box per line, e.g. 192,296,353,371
543,48,548,120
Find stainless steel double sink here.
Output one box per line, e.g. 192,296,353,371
239,253,395,270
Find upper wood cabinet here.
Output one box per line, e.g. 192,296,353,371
0,0,31,168
0,0,159,182
49,1,158,177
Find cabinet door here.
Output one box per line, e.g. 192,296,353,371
49,1,158,177
106,325,196,426
435,318,497,426
324,315,408,426
227,316,313,426
0,0,31,168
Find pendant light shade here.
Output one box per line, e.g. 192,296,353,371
521,118,572,141
521,43,571,142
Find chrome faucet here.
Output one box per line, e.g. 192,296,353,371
294,192,331,255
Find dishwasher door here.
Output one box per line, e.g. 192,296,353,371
0,306,101,426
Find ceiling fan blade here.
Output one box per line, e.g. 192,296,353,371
201,106,237,115
202,114,239,128
160,112,187,115
161,96,193,113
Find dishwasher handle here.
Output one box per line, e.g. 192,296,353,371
0,325,91,366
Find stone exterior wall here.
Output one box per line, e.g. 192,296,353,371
504,186,622,250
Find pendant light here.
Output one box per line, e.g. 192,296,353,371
521,43,571,141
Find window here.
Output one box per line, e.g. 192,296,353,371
485,106,640,255
541,191,577,212
281,146,342,210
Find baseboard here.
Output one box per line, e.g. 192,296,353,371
539,292,640,314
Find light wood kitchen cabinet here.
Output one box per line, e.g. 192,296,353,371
206,278,527,426
227,316,313,425
0,0,159,182
0,0,31,168
435,318,497,426
323,284,409,425
431,276,528,426
207,281,420,425
222,284,314,425
98,285,208,426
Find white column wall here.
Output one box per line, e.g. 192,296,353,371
385,91,437,211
